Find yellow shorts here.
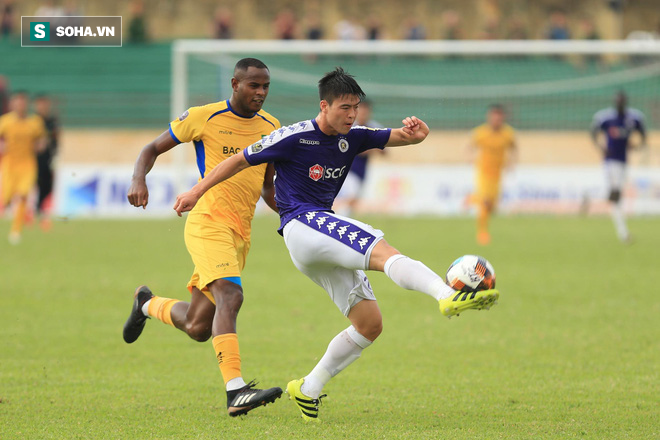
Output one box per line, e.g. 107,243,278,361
475,172,501,205
1,163,37,205
184,212,250,304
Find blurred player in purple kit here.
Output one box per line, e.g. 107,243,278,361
173,67,500,421
591,91,647,243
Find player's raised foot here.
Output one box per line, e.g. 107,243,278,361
39,218,52,232
226,380,283,417
286,378,326,422
477,230,491,245
122,285,154,343
8,231,21,245
439,289,499,318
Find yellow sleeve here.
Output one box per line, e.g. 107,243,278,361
169,106,209,144
0,115,6,137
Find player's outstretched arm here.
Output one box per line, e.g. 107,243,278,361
385,116,430,147
128,131,178,209
173,152,251,216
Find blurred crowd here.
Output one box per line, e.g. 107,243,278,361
208,7,660,42
1,0,660,42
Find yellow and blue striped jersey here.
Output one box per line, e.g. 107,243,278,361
169,100,280,239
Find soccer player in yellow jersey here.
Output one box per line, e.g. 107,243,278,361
469,104,517,245
0,91,46,245
122,58,283,416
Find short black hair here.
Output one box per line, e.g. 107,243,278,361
234,57,269,74
34,93,50,100
318,67,365,104
489,103,505,112
12,90,29,97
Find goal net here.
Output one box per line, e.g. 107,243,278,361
173,40,660,131
171,40,660,215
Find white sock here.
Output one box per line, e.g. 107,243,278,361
611,203,629,241
226,376,247,392
141,299,151,316
300,326,372,399
383,254,455,301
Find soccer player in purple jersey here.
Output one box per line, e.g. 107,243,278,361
173,67,500,420
591,91,647,243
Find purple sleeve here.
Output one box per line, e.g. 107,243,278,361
356,127,392,154
243,134,294,166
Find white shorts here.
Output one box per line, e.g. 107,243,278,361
337,172,364,200
283,211,384,316
605,159,626,192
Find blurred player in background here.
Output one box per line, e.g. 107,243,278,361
468,104,517,245
34,94,59,231
334,98,384,216
0,91,46,245
173,67,500,421
591,91,647,244
123,58,283,416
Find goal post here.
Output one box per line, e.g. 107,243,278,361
170,39,660,193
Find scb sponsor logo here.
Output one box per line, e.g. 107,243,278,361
308,164,347,181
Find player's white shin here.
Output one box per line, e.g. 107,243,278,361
301,326,371,399
384,254,455,301
611,203,629,241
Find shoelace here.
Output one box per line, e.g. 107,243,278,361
242,379,259,390
312,393,328,408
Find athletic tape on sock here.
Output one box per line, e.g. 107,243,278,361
383,254,407,278
347,325,372,349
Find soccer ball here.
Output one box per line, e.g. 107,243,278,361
445,255,496,292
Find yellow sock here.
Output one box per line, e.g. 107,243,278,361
11,199,27,234
477,205,489,234
212,333,242,384
146,296,178,327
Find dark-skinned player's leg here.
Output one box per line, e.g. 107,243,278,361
123,286,213,343
206,278,283,416
169,287,214,342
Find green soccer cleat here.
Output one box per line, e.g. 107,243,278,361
286,378,326,421
439,289,499,318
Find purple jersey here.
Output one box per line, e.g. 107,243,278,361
592,108,646,163
243,118,391,232
348,118,383,180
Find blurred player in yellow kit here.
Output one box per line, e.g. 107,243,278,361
468,104,517,245
123,58,283,416
0,91,46,245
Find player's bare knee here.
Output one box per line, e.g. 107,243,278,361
355,314,383,341
184,321,212,342
369,240,400,272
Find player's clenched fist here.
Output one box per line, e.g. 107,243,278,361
173,190,200,216
127,178,149,209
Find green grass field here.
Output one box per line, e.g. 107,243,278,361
1,215,659,439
